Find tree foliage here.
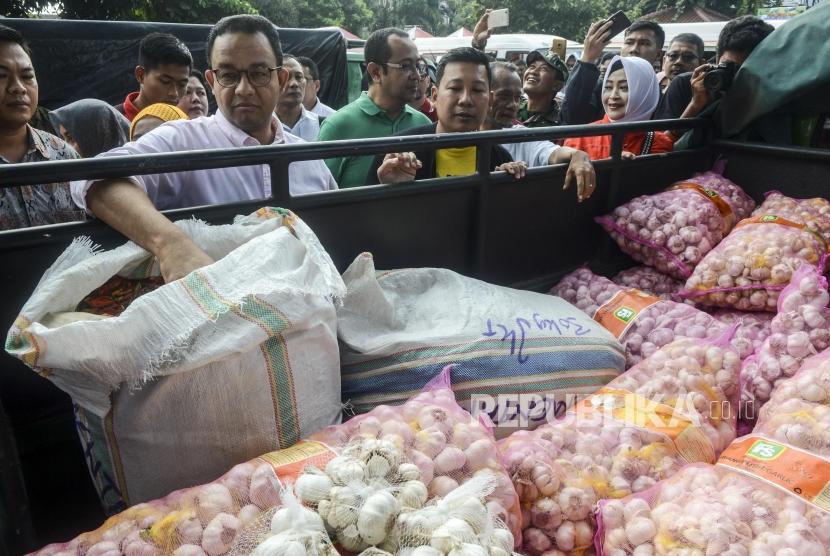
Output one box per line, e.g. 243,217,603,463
4,0,770,38
4,0,256,22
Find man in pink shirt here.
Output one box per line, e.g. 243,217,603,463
74,15,337,283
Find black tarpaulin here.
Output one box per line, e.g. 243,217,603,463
4,18,348,111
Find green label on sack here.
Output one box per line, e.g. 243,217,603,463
746,439,786,461
614,307,636,323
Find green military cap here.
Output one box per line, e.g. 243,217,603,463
525,50,569,82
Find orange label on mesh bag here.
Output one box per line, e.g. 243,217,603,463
737,214,829,252
576,387,716,464
668,182,736,229
717,435,830,512
258,440,337,486
592,290,661,339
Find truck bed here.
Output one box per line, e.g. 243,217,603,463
0,121,828,554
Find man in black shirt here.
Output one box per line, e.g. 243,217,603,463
561,19,664,125
367,47,520,184
654,16,774,121
660,33,705,88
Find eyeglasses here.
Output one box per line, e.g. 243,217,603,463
211,66,282,88
665,52,699,63
384,61,426,76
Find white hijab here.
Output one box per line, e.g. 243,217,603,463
602,55,660,123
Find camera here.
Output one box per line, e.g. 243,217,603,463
703,61,738,94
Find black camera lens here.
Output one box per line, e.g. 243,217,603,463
704,70,726,92
703,61,737,94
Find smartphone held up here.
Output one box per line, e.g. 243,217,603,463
605,10,632,40
488,8,509,29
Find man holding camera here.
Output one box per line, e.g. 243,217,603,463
655,16,774,122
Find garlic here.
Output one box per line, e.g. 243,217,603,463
410,450,435,485
172,545,207,556
250,463,281,509
325,456,366,485
465,439,496,471
250,535,306,556
201,512,241,556
434,447,467,474
596,171,754,279
357,490,400,545
625,516,657,545
418,407,452,434
337,523,368,553
294,471,332,503
86,542,120,556
430,518,474,552
357,548,395,556
397,480,429,509
447,543,488,556
196,483,235,524
415,427,448,459
407,547,443,556
554,520,575,552
237,504,261,525
271,502,325,535
429,476,460,498
396,463,422,482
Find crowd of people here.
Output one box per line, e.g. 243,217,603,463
0,10,777,255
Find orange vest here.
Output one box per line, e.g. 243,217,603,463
563,115,674,160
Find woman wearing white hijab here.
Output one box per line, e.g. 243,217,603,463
564,55,673,160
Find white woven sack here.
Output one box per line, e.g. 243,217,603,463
6,208,345,511
337,253,626,436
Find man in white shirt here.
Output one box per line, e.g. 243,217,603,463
297,56,335,117
483,62,594,198
73,15,337,283
276,55,323,142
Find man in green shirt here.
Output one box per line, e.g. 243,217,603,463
317,28,430,188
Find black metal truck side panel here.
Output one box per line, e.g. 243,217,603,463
0,123,828,552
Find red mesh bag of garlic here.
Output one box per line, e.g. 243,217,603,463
551,268,770,367
611,266,687,303
595,167,755,280
498,325,740,555
681,192,830,311
27,368,520,556
597,348,830,556
740,263,830,425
